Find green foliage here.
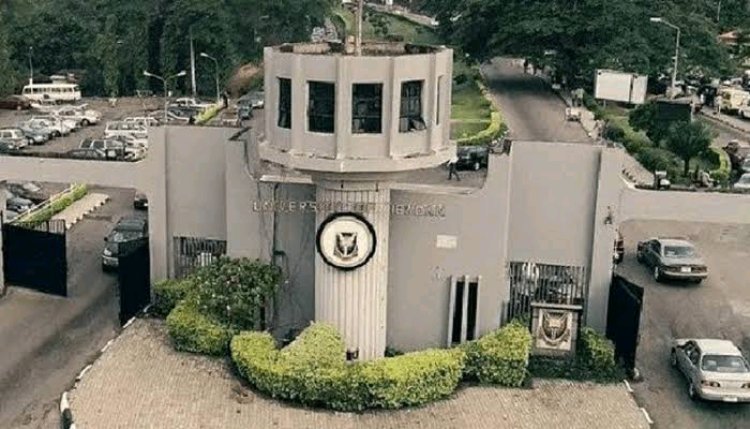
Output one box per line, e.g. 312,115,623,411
17,184,88,226
629,102,670,145
0,11,17,96
231,323,465,411
191,257,281,331
665,121,714,176
166,299,235,356
463,321,531,386
636,147,681,176
152,278,194,318
527,328,622,382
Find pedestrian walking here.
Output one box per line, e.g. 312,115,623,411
523,59,529,74
222,91,229,109
448,154,460,181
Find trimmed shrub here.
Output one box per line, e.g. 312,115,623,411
191,257,281,331
361,348,465,409
463,321,531,386
636,147,680,176
456,111,504,146
166,299,235,356
231,323,466,411
577,327,619,379
602,121,626,143
152,278,193,318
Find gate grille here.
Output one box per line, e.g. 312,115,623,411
173,236,227,279
505,261,588,324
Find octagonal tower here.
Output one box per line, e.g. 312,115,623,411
259,41,454,360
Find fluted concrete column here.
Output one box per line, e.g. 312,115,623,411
314,180,390,360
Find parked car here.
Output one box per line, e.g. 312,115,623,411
0,95,32,110
171,97,213,110
102,216,148,270
123,117,160,127
29,117,72,137
55,106,100,126
733,173,750,191
33,114,78,132
17,123,50,145
741,158,750,174
6,181,46,204
456,145,489,171
65,148,109,160
4,189,33,213
636,237,708,283
614,230,624,264
237,91,264,119
166,106,200,123
671,338,750,402
3,209,19,223
0,140,20,153
20,119,57,139
0,128,31,149
104,121,147,140
133,192,148,210
67,104,102,125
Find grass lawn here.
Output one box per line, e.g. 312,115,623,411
451,82,492,121
450,121,490,140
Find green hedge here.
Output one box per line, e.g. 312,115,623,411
455,79,508,146
231,323,465,411
17,184,88,226
463,320,531,386
528,327,621,382
636,147,681,177
166,299,235,356
708,147,731,185
152,278,194,318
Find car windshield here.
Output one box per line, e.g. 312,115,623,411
111,231,141,243
739,175,750,184
702,355,750,373
663,245,696,258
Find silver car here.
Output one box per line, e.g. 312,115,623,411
672,338,750,403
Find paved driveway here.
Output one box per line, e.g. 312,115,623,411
616,220,750,429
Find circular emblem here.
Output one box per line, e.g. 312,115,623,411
316,212,376,271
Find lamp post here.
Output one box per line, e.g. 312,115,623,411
143,70,188,122
28,47,33,85
199,52,220,103
650,17,681,99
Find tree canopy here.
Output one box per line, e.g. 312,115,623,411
0,0,337,97
422,0,748,89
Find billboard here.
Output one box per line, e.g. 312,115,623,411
655,99,692,122
594,70,648,104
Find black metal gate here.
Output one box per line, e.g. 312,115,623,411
606,274,644,374
2,220,67,296
117,237,151,325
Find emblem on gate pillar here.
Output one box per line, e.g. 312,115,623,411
530,303,582,357
316,212,376,271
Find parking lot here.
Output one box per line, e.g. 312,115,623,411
0,97,161,155
616,220,750,429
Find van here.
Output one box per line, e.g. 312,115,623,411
21,83,82,103
718,87,750,114
104,121,148,140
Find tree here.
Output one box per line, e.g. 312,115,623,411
664,120,714,176
0,10,17,96
629,102,671,145
93,14,121,97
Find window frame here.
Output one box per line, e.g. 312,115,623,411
277,77,292,129
399,80,426,133
351,82,384,134
307,80,336,134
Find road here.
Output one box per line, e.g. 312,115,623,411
481,58,591,143
616,220,750,429
0,187,142,429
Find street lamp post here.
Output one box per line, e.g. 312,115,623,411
199,52,220,104
143,70,188,122
650,17,681,99
28,47,33,85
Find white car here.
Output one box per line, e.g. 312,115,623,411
31,116,76,134
172,97,214,110
672,338,750,402
56,106,101,126
28,118,71,137
123,117,160,127
104,121,148,140
733,173,750,191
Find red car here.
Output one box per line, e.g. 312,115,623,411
0,95,32,110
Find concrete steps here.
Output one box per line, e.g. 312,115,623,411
51,193,110,230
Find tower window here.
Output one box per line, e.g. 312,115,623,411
308,81,335,133
399,80,426,132
278,78,292,129
352,83,383,134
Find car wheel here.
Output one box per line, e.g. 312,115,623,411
82,119,90,126
473,161,480,171
636,251,644,263
692,278,703,284
653,266,662,282
688,382,699,401
670,350,678,367
54,131,61,138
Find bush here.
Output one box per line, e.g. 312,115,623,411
231,323,465,411
463,320,531,386
456,111,505,146
529,327,621,382
166,299,235,356
191,257,281,331
361,348,465,408
152,278,193,318
602,121,626,143
636,147,680,176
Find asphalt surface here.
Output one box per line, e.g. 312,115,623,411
481,58,591,143
0,187,144,429
616,220,750,429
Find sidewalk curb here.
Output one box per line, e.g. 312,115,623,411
59,311,150,429
622,379,653,426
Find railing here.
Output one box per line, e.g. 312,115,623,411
12,183,87,226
